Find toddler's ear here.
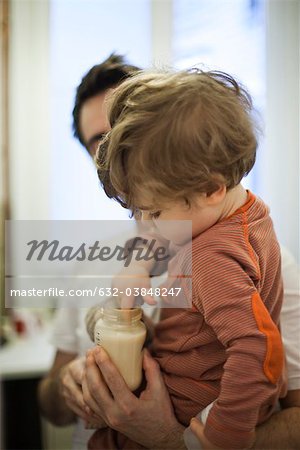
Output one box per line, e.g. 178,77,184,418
205,184,226,205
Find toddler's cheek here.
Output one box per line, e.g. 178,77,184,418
155,221,192,245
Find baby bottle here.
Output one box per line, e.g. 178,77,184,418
94,307,146,391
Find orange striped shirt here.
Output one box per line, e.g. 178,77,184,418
151,191,286,449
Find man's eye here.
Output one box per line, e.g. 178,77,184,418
149,211,161,219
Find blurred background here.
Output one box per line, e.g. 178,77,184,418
0,0,299,448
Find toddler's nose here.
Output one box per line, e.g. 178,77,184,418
141,211,151,221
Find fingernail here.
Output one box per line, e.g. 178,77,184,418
97,347,108,363
84,405,91,415
190,417,200,428
86,354,94,366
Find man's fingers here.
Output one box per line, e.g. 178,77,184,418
142,348,165,393
65,398,90,422
93,347,135,405
61,371,86,410
66,381,86,410
189,418,223,450
71,386,87,411
190,417,205,440
70,358,85,384
82,371,104,416
83,353,113,412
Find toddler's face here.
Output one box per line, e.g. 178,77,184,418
139,195,216,245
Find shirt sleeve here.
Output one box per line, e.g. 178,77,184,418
193,252,285,449
49,307,79,354
280,245,300,390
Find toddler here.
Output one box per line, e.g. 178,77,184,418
89,69,286,449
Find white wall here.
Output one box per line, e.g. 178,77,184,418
49,0,150,220
151,0,172,66
9,0,50,219
263,0,299,261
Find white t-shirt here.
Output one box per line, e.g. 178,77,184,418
49,307,94,449
50,246,300,448
279,246,300,390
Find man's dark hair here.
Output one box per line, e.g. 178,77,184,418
72,53,140,146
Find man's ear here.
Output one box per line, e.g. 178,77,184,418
205,185,226,205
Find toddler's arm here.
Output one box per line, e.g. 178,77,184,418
192,253,284,449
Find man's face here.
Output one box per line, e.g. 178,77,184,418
79,91,111,157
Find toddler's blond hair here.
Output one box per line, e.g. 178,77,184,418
96,69,258,211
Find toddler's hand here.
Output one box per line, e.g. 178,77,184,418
113,264,157,308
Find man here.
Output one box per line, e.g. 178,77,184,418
38,54,141,448
38,54,300,449
72,53,139,157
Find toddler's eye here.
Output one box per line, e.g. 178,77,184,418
149,211,161,219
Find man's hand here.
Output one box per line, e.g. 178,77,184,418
82,347,185,449
189,418,224,450
59,356,106,429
